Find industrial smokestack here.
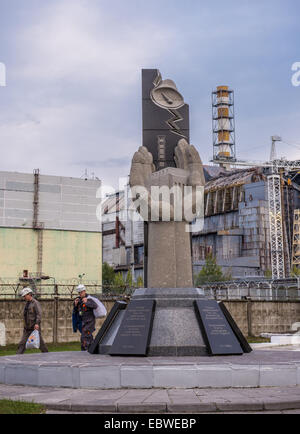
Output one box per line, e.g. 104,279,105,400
212,86,236,169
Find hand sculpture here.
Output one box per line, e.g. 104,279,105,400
129,145,156,190
174,139,205,188
129,139,205,222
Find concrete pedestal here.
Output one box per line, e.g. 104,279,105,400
1,350,300,390
134,288,207,356
99,288,207,356
147,223,193,288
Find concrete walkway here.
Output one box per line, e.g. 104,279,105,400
1,384,300,413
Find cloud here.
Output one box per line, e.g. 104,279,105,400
79,157,129,168
0,0,177,185
16,0,173,93
0,0,299,187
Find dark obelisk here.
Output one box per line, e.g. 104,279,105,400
142,69,191,285
142,69,190,170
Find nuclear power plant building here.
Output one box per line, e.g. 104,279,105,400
102,165,300,281
0,171,102,288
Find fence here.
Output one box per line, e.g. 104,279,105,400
0,294,130,346
1,279,300,301
0,284,136,300
1,285,300,345
201,278,300,301
0,284,134,346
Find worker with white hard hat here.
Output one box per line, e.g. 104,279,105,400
20,287,33,297
76,284,86,293
17,287,48,354
74,284,98,351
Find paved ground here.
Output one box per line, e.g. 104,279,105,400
2,346,300,366
1,345,300,413
1,383,300,413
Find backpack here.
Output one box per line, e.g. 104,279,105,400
87,296,107,318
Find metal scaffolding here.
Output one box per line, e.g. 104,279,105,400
267,174,285,279
292,209,300,270
33,169,44,277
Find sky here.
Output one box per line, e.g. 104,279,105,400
0,0,299,188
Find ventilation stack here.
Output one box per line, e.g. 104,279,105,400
212,86,236,169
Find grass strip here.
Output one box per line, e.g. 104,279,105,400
0,341,81,356
0,399,46,414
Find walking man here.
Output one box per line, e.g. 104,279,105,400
74,284,98,351
17,287,48,354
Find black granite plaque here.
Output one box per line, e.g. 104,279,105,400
194,300,243,356
88,301,127,354
109,299,156,356
219,302,252,353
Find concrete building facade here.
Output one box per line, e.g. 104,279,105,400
102,189,144,282
0,171,102,287
193,167,300,278
193,169,270,277
102,166,300,282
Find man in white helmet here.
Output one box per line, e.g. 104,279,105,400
17,287,48,354
74,284,98,351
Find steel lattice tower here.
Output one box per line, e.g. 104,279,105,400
267,174,285,279
292,209,300,270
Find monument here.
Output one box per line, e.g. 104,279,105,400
91,69,251,357
5,70,300,396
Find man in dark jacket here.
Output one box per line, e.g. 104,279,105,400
17,287,48,354
74,285,98,351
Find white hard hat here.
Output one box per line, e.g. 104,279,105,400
20,287,33,297
76,284,86,293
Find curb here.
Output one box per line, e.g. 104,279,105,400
42,400,300,413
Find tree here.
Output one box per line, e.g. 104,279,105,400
113,272,126,294
264,269,273,279
291,266,300,277
136,276,144,287
195,253,231,286
125,269,134,288
102,262,115,290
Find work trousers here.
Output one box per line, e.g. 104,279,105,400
17,328,49,354
80,326,94,351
